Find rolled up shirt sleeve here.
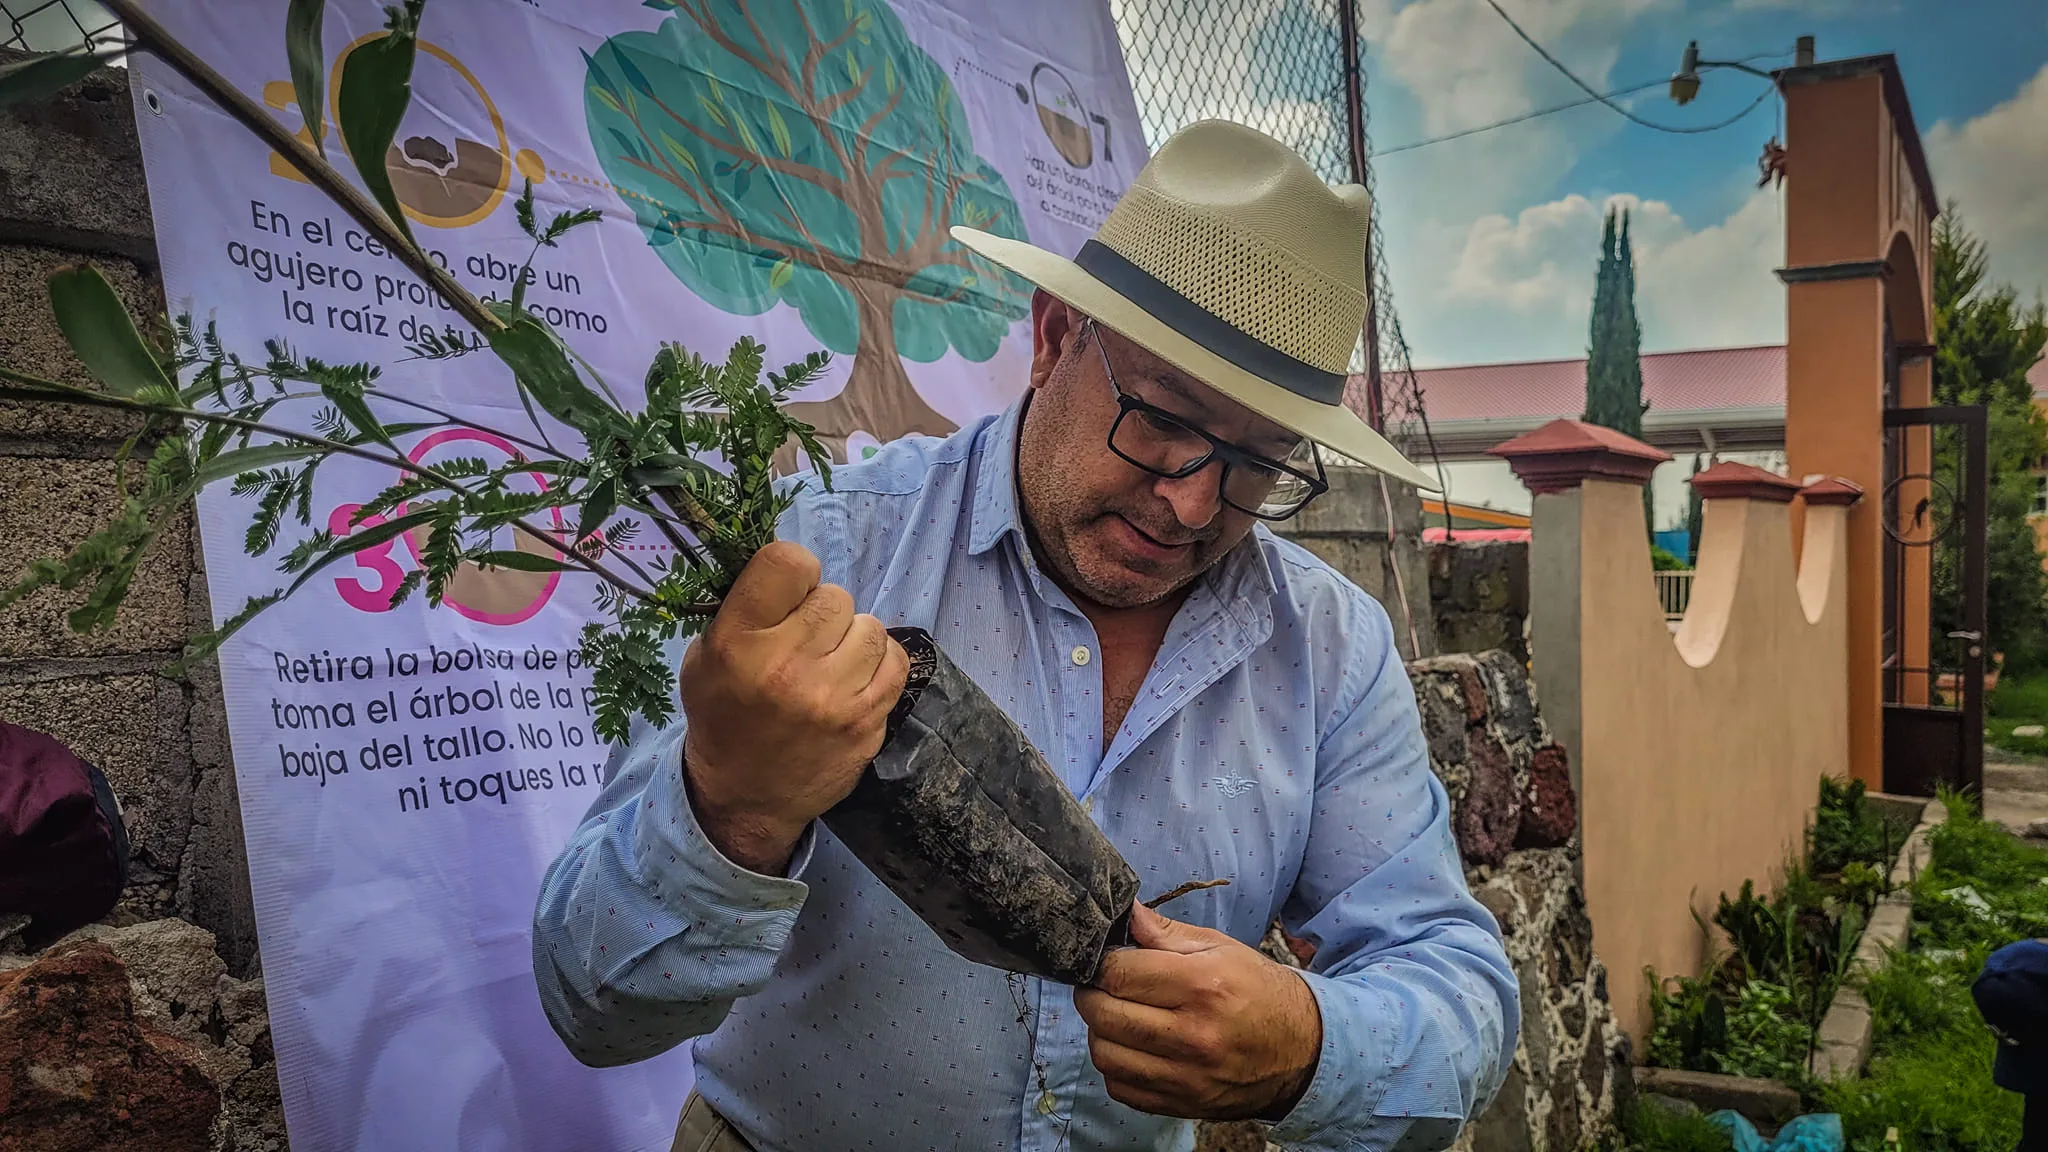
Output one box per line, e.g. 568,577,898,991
1265,598,1520,1152
530,704,817,1068
531,472,850,1069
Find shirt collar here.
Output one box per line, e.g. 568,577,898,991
966,395,1278,607
967,397,1028,557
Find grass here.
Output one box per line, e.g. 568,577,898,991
1621,1099,1735,1152
1987,671,2048,757
1813,792,2047,1152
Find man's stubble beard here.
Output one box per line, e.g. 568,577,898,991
1015,392,1225,613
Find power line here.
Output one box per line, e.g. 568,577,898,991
1480,0,1781,135
1375,76,1668,156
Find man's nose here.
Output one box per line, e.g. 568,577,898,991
1152,462,1224,530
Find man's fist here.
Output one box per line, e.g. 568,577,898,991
680,541,909,875
1075,903,1323,1121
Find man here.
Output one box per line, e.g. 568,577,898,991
532,119,1518,1152
1974,939,2048,1151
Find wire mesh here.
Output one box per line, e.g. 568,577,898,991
1109,0,1350,185
2,0,1440,465
0,0,119,53
1109,0,1440,466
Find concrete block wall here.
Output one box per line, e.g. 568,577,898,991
1272,466,1438,659
0,59,257,976
1431,540,1531,664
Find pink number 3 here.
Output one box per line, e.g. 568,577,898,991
328,503,405,612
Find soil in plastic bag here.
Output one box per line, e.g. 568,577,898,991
818,627,1140,985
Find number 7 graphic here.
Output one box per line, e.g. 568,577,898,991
1091,113,1113,162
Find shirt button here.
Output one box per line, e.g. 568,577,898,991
1071,645,1091,667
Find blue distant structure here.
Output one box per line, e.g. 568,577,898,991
1653,530,1693,563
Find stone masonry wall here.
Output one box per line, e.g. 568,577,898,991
1430,540,1530,664
0,57,257,974
1409,650,1628,1152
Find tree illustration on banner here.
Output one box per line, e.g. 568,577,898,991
584,0,1034,463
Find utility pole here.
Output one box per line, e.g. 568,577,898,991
1337,0,1385,431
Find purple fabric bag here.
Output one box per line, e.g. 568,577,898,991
0,719,129,946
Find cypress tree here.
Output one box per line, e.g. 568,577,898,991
1583,206,1656,537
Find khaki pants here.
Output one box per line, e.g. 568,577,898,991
670,1091,756,1152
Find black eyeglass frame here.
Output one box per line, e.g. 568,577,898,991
1079,319,1329,522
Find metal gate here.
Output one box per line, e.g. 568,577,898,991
1880,405,1988,797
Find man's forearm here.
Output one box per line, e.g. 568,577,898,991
531,725,813,1066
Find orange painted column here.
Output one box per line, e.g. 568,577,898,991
1785,280,1887,787
1776,64,1915,791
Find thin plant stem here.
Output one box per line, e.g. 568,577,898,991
363,390,559,460
592,536,662,590
620,495,713,567
177,378,723,571
0,373,688,608
652,483,746,571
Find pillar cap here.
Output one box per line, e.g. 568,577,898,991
1690,461,1803,504
1799,476,1866,508
1489,419,1671,495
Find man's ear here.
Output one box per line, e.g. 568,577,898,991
1028,290,1077,392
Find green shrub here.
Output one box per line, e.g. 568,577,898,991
1811,776,1911,878
1912,808,2048,953
1651,545,1690,571
1623,1099,1735,1152
1721,980,1814,1082
1647,966,1728,1073
1862,949,1986,1041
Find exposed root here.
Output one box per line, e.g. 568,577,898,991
1143,878,1230,910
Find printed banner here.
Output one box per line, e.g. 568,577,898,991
128,1,1145,1147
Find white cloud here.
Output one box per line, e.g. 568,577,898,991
1407,182,1785,362
1363,0,1673,242
1926,62,2048,303
1375,0,1664,138
1633,188,1785,349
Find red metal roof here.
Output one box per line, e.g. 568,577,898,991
1378,344,1787,423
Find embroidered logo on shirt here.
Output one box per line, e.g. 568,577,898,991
1212,771,1258,798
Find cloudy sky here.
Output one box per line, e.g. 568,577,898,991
1205,0,2048,369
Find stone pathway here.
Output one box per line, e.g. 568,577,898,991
1983,748,2048,837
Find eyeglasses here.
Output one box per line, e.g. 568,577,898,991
1080,320,1327,521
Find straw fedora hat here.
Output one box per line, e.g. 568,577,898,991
951,118,1435,491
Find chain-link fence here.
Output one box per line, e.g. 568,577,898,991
2,0,1440,464
1110,0,1442,467
0,0,117,53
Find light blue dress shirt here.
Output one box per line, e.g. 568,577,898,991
531,401,1518,1151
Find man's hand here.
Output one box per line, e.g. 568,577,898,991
679,541,909,876
1075,902,1323,1121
